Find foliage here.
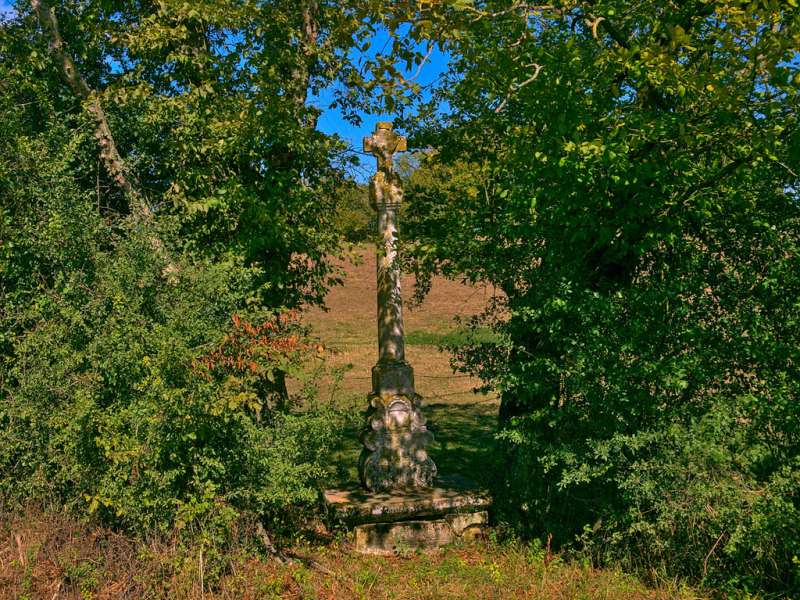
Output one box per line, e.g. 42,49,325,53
331,182,373,243
2,0,392,308
403,0,800,594
0,150,339,536
0,2,348,538
0,0,454,544
3,0,800,594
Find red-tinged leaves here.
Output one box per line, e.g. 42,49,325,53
196,312,309,381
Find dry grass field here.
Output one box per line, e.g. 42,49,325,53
302,245,502,485
0,510,704,600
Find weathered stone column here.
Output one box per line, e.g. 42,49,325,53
358,122,437,491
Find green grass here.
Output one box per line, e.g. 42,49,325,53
405,326,501,347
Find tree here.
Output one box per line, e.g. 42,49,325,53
0,0,386,537
0,0,450,539
403,1,800,593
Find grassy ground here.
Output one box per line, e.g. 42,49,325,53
0,510,703,599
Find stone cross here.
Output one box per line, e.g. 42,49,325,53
358,122,437,491
363,122,408,369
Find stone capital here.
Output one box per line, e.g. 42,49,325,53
372,360,415,397
369,170,404,210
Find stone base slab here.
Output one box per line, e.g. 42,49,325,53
354,511,488,556
324,475,491,555
324,474,490,525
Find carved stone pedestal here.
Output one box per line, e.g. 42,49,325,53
324,475,491,556
359,361,437,491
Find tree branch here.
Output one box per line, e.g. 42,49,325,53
31,0,179,279
31,0,152,222
678,155,749,206
406,43,435,83
464,3,559,23
494,63,544,113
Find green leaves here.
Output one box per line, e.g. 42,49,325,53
449,0,475,10
400,1,800,593
0,1,360,539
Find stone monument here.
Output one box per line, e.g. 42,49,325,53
323,122,490,555
359,122,437,491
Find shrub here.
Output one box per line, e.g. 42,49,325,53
0,134,340,538
490,222,800,592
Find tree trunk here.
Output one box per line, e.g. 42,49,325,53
31,0,151,222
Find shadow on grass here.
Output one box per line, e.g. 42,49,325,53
327,397,500,489
426,400,499,487
405,327,500,347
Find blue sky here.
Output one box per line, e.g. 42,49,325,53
0,0,447,178
312,31,449,179
315,53,448,146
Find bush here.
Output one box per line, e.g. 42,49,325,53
490,221,800,592
0,133,340,538
406,154,800,594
